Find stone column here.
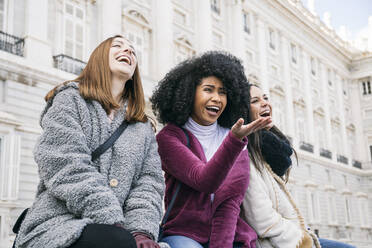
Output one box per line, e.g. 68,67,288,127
320,62,333,153
281,35,295,138
196,0,213,52
257,18,269,96
24,0,52,67
349,81,368,167
227,0,245,60
154,0,173,79
302,50,315,144
335,74,349,165
101,0,121,39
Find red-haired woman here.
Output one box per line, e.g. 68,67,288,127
14,36,166,248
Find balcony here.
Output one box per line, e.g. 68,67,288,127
337,154,348,165
299,141,314,153
0,31,24,56
319,148,332,159
352,160,362,169
53,54,86,75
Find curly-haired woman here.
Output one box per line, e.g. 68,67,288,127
240,84,356,248
151,51,271,248
14,35,166,248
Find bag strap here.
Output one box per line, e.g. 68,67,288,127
13,119,129,235
160,127,189,227
91,120,128,161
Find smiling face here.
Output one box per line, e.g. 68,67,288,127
109,37,137,81
191,76,227,126
249,86,272,121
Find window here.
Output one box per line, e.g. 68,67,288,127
328,69,332,87
327,193,337,224
211,0,220,14
359,198,370,227
0,134,21,201
0,0,5,30
343,175,348,187
343,80,348,96
306,164,312,177
291,43,297,64
362,81,371,95
63,1,85,60
344,196,352,224
243,12,250,34
269,29,275,50
307,191,320,223
0,79,4,104
297,118,305,142
0,215,3,242
317,127,326,150
326,169,331,183
310,57,316,76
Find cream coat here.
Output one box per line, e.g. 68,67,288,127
240,160,320,248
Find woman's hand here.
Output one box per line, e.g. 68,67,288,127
231,117,272,140
133,232,160,248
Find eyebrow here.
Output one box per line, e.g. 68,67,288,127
202,84,226,90
112,39,135,50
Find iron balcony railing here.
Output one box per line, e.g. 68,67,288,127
319,148,332,159
337,154,348,165
352,160,362,169
299,141,314,153
0,31,24,56
53,54,86,75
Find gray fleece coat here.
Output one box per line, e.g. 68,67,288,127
16,82,165,248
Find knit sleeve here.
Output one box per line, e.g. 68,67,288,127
34,89,125,225
157,126,247,193
240,163,304,247
122,123,165,240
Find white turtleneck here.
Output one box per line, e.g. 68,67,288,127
183,117,230,161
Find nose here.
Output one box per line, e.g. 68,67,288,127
211,92,221,103
123,47,134,55
261,98,268,106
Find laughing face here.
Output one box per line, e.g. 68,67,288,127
109,37,137,81
191,76,227,126
249,85,273,122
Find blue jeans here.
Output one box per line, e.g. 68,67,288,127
319,238,356,248
160,235,242,248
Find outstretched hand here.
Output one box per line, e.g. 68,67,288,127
231,117,272,140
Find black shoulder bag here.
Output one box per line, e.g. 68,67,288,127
12,120,129,248
158,127,189,242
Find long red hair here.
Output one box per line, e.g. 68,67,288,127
46,35,148,123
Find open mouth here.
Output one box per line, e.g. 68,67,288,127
260,110,271,117
206,106,220,114
116,55,131,65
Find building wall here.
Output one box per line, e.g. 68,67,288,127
0,0,371,247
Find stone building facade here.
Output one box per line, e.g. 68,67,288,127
0,0,371,247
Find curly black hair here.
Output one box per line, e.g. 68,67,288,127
150,51,251,128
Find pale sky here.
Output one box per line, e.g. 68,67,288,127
301,0,372,40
